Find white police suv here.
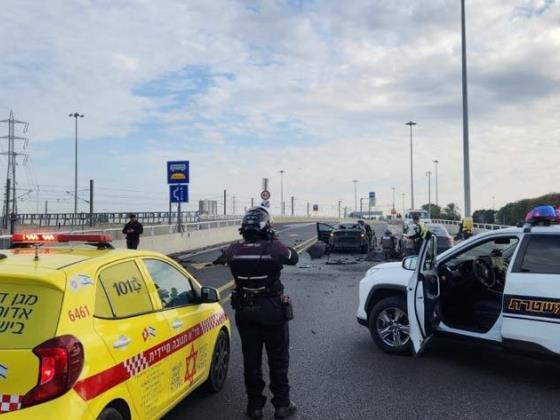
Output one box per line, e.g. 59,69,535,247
357,205,560,357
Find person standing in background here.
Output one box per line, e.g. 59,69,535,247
122,213,143,249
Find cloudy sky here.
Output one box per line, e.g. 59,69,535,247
0,0,558,216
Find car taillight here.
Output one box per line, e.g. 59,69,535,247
22,335,84,408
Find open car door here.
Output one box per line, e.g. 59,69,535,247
407,233,440,355
316,222,334,244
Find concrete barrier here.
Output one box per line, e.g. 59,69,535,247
112,225,241,254
0,224,242,254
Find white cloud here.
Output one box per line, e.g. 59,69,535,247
1,0,560,215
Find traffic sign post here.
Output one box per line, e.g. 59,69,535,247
261,190,271,201
169,185,188,203
167,160,189,233
169,185,188,233
167,161,190,184
369,192,376,207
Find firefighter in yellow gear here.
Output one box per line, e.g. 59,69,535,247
405,215,428,254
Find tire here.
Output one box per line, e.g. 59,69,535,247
368,296,411,355
203,329,230,392
97,407,124,420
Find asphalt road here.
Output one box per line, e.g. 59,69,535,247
166,222,560,420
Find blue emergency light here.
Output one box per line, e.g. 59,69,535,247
525,205,560,225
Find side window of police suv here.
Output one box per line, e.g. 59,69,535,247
516,235,560,274
95,260,154,319
143,259,197,309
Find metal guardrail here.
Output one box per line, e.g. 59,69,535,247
0,219,242,249
13,211,239,228
431,219,511,231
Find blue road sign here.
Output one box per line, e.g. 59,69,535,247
369,191,376,206
169,185,189,203
167,161,190,184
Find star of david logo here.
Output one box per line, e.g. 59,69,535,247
184,344,198,385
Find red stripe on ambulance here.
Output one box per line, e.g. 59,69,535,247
73,310,227,401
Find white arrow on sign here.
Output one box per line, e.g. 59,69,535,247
172,186,182,201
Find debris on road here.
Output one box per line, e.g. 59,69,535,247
306,241,327,259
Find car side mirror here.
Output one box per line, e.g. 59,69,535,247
402,255,418,271
200,286,220,303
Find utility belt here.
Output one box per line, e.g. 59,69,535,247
231,287,293,325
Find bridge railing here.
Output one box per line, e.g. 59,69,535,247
13,211,239,228
431,219,511,231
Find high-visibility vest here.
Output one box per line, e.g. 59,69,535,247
419,221,428,239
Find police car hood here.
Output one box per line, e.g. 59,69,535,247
372,261,402,270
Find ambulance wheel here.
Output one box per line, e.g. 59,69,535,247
203,329,230,393
97,407,124,420
369,296,411,355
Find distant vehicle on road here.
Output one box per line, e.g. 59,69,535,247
357,205,560,361
426,223,454,253
349,211,383,220
317,222,370,253
399,223,452,256
403,209,431,232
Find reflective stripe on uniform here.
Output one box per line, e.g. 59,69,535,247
231,255,272,260
237,275,269,280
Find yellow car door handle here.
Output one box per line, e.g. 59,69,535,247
172,319,183,330
113,335,131,349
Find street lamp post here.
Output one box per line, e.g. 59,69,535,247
433,160,439,207
352,180,358,213
426,171,432,217
392,187,396,214
405,121,417,210
401,193,406,217
461,0,472,217
280,170,285,216
69,112,84,215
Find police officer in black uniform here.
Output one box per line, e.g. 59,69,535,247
215,207,298,419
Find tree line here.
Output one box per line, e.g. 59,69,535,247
420,192,560,226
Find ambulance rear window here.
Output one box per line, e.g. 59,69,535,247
0,282,63,349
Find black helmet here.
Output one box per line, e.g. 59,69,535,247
240,207,271,237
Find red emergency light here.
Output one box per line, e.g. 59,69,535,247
11,233,113,244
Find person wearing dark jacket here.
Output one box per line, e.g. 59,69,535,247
122,214,143,249
214,207,298,419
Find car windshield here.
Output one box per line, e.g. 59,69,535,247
447,236,520,263
337,224,360,230
428,225,448,236
408,211,429,219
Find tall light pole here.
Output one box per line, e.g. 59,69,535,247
391,187,396,214
433,159,439,207
279,170,285,216
426,171,432,217
461,0,471,217
492,196,495,211
69,112,84,215
405,121,417,209
401,193,406,217
352,180,358,212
